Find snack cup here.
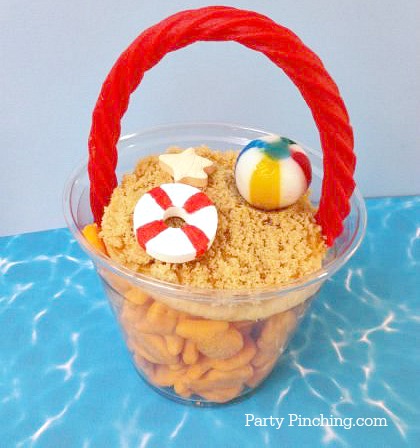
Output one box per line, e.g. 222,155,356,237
64,122,366,405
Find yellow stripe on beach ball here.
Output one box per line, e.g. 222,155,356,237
250,155,281,210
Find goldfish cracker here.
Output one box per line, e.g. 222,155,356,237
136,333,179,365
210,337,256,371
168,363,185,371
191,365,253,391
233,321,255,336
182,339,199,365
82,223,107,254
150,364,187,387
246,358,277,388
164,334,184,356
123,316,147,342
146,302,177,334
126,301,149,318
198,385,243,403
196,327,244,359
176,318,229,340
100,268,131,295
133,353,155,377
165,307,179,319
176,318,243,359
176,311,190,321
257,310,297,352
120,303,136,325
251,346,281,368
132,341,161,364
174,378,192,398
125,287,151,306
186,357,212,380
252,312,293,369
135,304,175,335
135,316,170,335
120,303,149,329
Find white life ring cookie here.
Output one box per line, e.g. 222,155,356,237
133,183,218,263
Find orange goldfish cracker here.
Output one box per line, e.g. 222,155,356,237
186,357,212,380
133,341,161,364
246,358,277,388
176,318,229,340
182,339,199,365
150,364,187,387
147,302,177,334
135,312,175,335
100,269,131,294
165,334,184,356
120,304,136,326
196,327,243,359
165,307,179,319
191,365,253,391
251,345,282,368
256,335,287,357
133,353,155,377
125,288,151,306
82,223,107,254
120,302,137,320
169,363,185,371
257,311,297,352
121,309,145,337
121,302,149,324
210,337,256,371
174,379,192,398
233,321,255,336
198,385,243,403
136,333,179,365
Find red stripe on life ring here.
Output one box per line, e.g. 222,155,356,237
149,186,173,210
182,224,209,258
291,150,312,186
183,192,214,214
136,220,168,249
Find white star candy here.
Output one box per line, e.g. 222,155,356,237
158,148,216,188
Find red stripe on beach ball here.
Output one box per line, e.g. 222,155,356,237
291,150,312,186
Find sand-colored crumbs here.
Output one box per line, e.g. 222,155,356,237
100,146,327,289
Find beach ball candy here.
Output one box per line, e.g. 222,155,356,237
234,135,312,210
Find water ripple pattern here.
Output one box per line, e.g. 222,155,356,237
0,197,419,447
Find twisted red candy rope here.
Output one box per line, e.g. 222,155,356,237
88,6,355,246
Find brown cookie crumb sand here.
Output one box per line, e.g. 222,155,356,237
100,146,327,289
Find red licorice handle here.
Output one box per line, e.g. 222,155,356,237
88,6,355,246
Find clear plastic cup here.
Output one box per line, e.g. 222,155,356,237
63,122,367,405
